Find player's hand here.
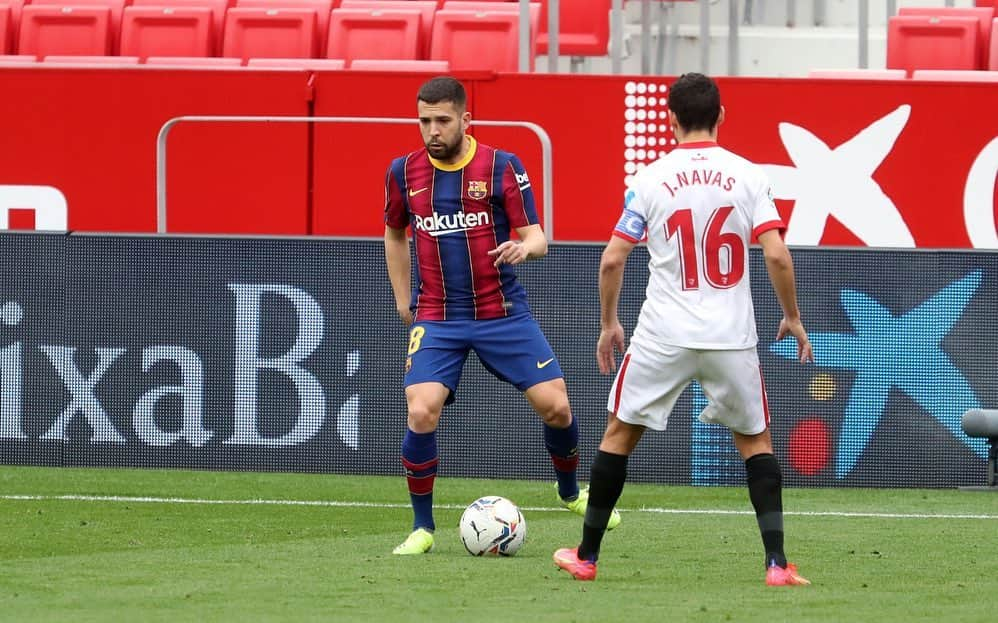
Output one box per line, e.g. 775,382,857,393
776,316,813,364
487,241,529,267
397,306,413,326
596,322,627,375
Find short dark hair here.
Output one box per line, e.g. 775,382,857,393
667,73,721,133
417,76,467,110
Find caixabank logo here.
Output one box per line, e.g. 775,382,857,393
685,254,997,488
0,286,364,452
0,233,402,474
765,255,996,486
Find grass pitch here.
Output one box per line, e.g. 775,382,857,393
2,466,997,622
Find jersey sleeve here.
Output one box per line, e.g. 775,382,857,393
384,160,409,229
501,154,540,228
612,188,648,243
750,172,784,238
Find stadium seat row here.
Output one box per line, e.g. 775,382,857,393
809,68,998,82
886,7,998,75
0,52,450,69
0,0,611,72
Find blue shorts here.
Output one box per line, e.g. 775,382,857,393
404,312,563,404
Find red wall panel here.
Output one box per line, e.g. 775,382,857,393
0,68,995,248
713,77,998,249
473,74,625,242
0,67,311,234
310,70,489,237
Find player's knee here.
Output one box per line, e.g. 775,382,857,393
407,403,441,432
539,399,572,428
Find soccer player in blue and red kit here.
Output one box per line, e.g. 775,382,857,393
384,76,620,554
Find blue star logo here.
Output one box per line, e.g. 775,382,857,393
770,270,986,478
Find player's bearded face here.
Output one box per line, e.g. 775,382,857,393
418,100,468,162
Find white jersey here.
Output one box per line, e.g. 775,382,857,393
613,141,783,349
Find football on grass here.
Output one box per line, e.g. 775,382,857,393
459,496,526,556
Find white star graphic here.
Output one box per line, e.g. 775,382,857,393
762,105,915,247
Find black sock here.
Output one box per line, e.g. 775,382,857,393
577,450,628,562
745,453,786,568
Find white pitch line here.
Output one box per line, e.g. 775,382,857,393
2,494,997,520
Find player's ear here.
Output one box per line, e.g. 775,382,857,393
668,109,680,134
461,110,471,132
717,105,726,128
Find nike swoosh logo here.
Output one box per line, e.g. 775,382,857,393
408,187,428,197
536,358,555,369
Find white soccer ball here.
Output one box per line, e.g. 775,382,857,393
458,496,527,556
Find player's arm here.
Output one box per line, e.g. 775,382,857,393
383,163,413,325
489,155,543,267
384,225,413,325
597,235,636,375
489,224,547,267
758,229,812,363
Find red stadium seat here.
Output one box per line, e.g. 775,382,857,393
43,54,140,63
1,0,26,42
222,8,319,61
237,0,333,56
144,55,241,66
31,0,126,54
898,7,994,69
807,68,906,80
17,6,112,58
132,0,232,54
0,54,37,63
911,69,998,81
0,6,10,54
886,15,979,76
246,57,345,68
327,8,421,62
246,57,344,68
992,17,998,69
349,58,448,71
430,9,529,71
120,7,213,60
536,0,610,56
338,1,436,58
442,1,539,41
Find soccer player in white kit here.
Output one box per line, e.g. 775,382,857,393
554,73,813,585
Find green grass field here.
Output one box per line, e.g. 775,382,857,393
2,466,997,622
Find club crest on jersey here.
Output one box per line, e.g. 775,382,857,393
467,180,488,200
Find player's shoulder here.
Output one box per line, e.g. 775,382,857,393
485,143,519,167
388,148,429,175
396,147,429,165
716,146,767,178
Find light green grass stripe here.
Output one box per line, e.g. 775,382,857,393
5,493,998,520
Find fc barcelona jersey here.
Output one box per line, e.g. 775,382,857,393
384,137,540,321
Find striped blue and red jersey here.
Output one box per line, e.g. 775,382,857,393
384,136,540,321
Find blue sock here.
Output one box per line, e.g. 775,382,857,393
544,416,580,501
401,429,438,531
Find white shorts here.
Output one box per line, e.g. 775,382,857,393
606,339,771,435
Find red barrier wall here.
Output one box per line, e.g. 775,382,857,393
0,66,311,234
0,68,995,247
713,77,998,249
310,70,445,237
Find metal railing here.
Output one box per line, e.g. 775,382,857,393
602,0,961,76
156,116,555,238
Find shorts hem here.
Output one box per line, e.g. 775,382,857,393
615,411,668,431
